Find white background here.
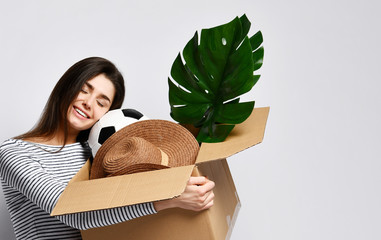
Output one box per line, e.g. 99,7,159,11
1,0,380,239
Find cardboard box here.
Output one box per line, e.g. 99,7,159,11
51,107,269,240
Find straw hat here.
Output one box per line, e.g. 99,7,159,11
90,119,199,179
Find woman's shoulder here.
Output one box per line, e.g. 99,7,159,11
0,138,29,152
0,138,48,158
1,138,89,157
0,139,26,163
0,138,21,150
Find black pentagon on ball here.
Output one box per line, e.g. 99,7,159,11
122,109,143,120
98,126,116,145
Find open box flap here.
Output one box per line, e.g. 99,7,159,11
51,163,194,216
196,107,270,163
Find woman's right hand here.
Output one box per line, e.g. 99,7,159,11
154,176,215,212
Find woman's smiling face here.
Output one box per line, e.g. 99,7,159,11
67,73,116,135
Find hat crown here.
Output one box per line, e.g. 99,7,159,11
102,137,163,176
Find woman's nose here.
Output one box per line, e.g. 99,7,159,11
82,97,92,109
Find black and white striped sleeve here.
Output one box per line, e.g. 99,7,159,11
0,143,157,230
57,202,156,230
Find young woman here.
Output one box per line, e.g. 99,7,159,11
0,57,215,240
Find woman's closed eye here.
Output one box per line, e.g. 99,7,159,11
97,100,105,107
97,98,110,108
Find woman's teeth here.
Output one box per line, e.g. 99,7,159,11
75,107,88,118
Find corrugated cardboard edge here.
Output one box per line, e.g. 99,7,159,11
226,200,241,240
68,160,91,184
196,107,270,163
51,165,194,216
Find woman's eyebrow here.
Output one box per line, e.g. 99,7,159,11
85,82,94,90
85,82,112,103
100,94,112,103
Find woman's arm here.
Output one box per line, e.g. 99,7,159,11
0,143,215,230
0,144,156,230
59,176,216,230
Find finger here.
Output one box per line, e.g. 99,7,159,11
200,180,215,192
202,190,215,209
203,190,215,204
188,176,208,185
201,199,214,211
186,181,215,197
192,191,214,212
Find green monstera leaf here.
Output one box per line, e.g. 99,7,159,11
168,14,264,143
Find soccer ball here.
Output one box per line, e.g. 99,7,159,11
88,108,149,157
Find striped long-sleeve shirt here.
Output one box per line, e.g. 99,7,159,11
0,139,157,240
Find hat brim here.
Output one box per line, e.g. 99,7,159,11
90,119,199,179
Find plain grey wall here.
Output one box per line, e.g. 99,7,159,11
1,0,380,239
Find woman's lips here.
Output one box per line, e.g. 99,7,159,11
74,107,90,119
